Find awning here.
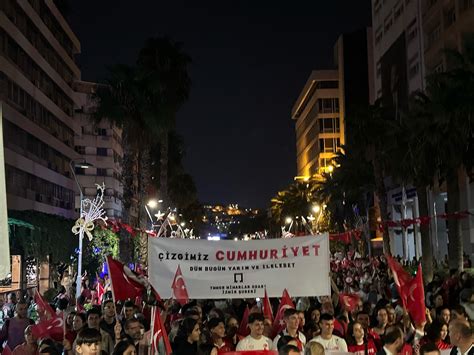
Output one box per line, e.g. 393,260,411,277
8,218,35,229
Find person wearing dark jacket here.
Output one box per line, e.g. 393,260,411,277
376,326,403,355
172,318,201,355
449,321,473,355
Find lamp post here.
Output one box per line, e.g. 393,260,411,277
69,158,93,300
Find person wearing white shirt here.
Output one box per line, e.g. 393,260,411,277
236,313,273,351
310,313,348,352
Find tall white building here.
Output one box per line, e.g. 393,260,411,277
73,81,124,220
0,0,81,219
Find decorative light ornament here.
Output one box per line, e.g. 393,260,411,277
71,183,108,241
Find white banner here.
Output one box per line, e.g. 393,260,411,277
0,105,10,280
148,234,330,299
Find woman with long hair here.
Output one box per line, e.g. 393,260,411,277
172,318,201,355
420,320,452,350
346,322,377,355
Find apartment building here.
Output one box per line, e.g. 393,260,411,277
73,81,124,220
292,29,372,180
292,70,342,178
372,0,426,104
0,0,81,219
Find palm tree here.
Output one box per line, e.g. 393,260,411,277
394,93,441,281
345,103,399,255
270,181,320,234
317,149,375,252
137,37,192,209
421,36,474,270
93,64,158,262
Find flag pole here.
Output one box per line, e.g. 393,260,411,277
105,256,120,324
149,306,155,355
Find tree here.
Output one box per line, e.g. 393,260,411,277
317,150,375,254
270,181,320,234
137,37,192,209
393,94,441,281
419,36,474,270
344,103,399,254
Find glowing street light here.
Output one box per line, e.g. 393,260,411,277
147,199,163,209
285,217,292,224
312,205,321,214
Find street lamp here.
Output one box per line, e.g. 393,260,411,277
69,158,93,300
145,198,163,224
285,217,292,224
312,204,321,214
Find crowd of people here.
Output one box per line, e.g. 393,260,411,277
0,253,472,355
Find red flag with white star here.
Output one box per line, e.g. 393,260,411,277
171,265,189,306
262,288,274,323
151,305,172,355
238,305,250,336
271,288,294,337
106,256,144,301
339,293,360,313
405,264,426,326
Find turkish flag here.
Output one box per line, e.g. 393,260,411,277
31,314,64,339
238,305,250,337
106,256,144,301
171,265,189,306
339,293,360,313
151,305,172,355
2,345,12,355
386,255,411,307
262,288,274,323
96,280,104,305
405,264,426,326
271,288,295,337
34,290,55,321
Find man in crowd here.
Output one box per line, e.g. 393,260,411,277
124,318,147,352
311,313,348,352
377,326,404,355
237,313,273,350
100,300,117,341
2,293,17,319
85,307,114,354
449,320,473,355
120,300,135,327
273,308,306,351
0,300,34,351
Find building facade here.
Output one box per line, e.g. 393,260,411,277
371,0,426,104
370,0,474,260
292,70,342,178
0,0,81,219
73,81,123,220
292,29,373,180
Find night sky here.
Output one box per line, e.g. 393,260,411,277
69,1,371,208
